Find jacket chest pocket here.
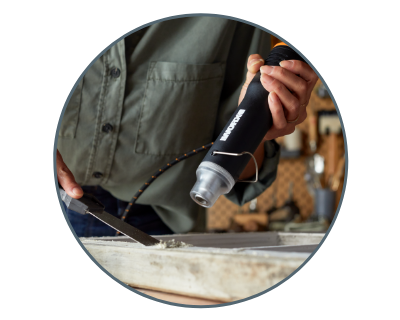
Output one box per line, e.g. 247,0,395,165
135,61,225,156
59,79,83,138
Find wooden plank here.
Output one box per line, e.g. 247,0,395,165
81,232,323,302
82,239,308,302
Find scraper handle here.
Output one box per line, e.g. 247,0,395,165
58,184,105,215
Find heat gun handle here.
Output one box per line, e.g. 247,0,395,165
202,44,306,181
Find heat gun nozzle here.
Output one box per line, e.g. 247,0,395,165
194,195,208,206
190,161,235,208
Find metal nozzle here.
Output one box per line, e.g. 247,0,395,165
190,161,235,208
194,194,208,206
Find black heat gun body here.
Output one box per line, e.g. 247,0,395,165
190,43,306,207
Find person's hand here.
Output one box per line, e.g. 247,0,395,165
239,54,318,140
56,150,83,199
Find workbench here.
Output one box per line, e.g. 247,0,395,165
81,232,324,304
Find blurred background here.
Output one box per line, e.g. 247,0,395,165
207,48,345,233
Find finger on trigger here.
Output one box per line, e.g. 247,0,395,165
268,91,287,130
279,60,317,83
260,65,308,102
261,74,300,122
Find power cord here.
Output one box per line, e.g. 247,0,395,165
116,142,214,234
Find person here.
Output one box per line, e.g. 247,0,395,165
56,16,318,237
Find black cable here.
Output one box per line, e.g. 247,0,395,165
116,142,214,234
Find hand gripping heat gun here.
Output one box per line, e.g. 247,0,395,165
190,43,306,208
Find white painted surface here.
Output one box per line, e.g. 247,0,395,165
81,232,322,301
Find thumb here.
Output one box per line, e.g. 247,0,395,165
238,54,264,104
247,54,265,74
56,150,83,199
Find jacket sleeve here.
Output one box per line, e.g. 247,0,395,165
215,22,280,205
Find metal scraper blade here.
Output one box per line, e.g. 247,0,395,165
59,188,160,246
86,209,160,246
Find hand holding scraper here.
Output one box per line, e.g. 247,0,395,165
58,186,160,246
56,150,158,245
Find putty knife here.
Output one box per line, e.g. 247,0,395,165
59,187,161,246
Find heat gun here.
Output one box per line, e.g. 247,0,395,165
119,43,307,226
190,43,306,208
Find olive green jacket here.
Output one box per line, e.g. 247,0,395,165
57,17,280,233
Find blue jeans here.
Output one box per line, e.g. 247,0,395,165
64,186,173,237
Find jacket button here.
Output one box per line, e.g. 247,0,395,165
92,172,103,178
110,67,121,78
102,123,114,133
